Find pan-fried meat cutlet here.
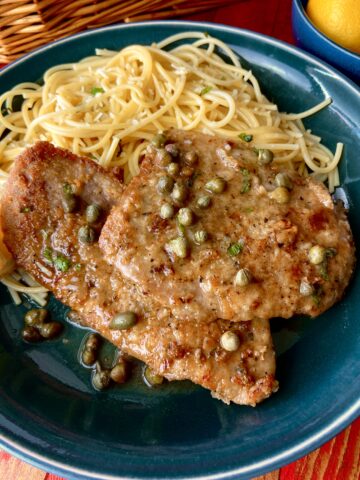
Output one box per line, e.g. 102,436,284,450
1,142,278,406
100,130,355,323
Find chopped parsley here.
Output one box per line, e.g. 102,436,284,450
239,133,253,143
20,206,31,213
74,263,82,271
240,168,251,194
311,285,324,306
319,263,329,281
318,248,337,281
43,247,53,263
43,247,71,272
53,254,71,272
63,183,74,195
227,242,244,257
240,180,251,194
177,222,186,237
200,86,212,96
91,86,105,95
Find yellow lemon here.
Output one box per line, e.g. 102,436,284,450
307,0,360,54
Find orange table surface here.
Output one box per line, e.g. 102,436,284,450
0,1,359,479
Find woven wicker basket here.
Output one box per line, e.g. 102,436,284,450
0,0,234,63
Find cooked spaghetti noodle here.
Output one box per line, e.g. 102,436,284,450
0,31,343,302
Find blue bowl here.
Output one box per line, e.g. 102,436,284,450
292,0,360,83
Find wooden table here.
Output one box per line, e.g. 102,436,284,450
1,0,359,478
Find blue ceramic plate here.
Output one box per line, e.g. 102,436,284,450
0,21,359,480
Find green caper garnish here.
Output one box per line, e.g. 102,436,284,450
205,177,226,193
63,194,77,213
177,207,193,226
234,268,252,287
167,162,180,176
144,366,164,386
157,175,174,194
86,204,101,224
184,151,198,165
24,308,48,327
196,195,211,209
165,143,179,158
22,326,42,343
92,365,111,390
275,172,293,190
151,133,166,148
171,182,187,203
156,148,172,166
78,225,96,244
85,333,101,351
258,149,274,165
160,203,175,220
308,245,326,265
110,360,127,384
167,237,188,259
39,321,63,339
299,279,314,296
220,331,240,352
269,186,290,204
82,348,97,366
194,230,208,244
110,311,137,330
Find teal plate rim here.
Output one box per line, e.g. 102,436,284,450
0,20,359,480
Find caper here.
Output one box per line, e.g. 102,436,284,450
165,143,179,158
78,225,96,244
86,204,101,223
181,166,194,178
171,182,187,203
144,366,164,386
269,186,290,204
275,172,293,190
85,333,101,351
157,175,174,194
194,230,208,244
110,311,137,330
167,237,188,259
258,149,274,165
220,331,240,352
196,195,211,209
39,321,63,339
308,245,326,265
234,268,252,287
22,326,42,343
184,151,198,165
205,177,226,193
156,148,172,166
160,203,175,220
24,308,48,327
167,162,180,176
82,347,97,366
63,194,77,213
177,207,194,226
92,366,111,390
299,279,314,296
110,360,127,384
151,133,166,148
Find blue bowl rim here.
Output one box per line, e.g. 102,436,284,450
293,0,360,60
0,19,359,480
